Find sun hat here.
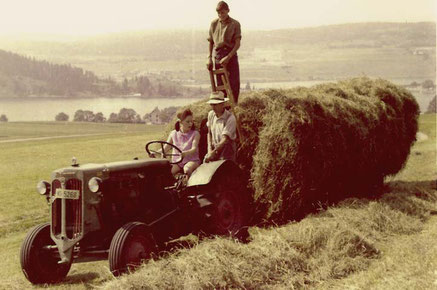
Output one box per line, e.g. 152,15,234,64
207,91,229,104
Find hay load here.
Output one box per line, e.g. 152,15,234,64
172,77,419,223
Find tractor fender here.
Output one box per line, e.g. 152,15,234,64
187,160,240,187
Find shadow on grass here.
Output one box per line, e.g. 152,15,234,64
62,272,100,286
253,178,437,229
381,179,437,217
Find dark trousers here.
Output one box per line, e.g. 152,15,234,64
214,48,240,104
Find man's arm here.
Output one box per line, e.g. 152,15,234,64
220,38,240,66
206,21,214,70
207,126,214,153
208,113,236,160
211,134,231,156
207,41,214,70
205,134,230,163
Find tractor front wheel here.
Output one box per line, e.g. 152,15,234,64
20,223,72,284
109,222,157,277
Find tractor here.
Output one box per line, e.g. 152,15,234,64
20,140,250,284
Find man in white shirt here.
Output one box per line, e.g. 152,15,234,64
204,91,237,163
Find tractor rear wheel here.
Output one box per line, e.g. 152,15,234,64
109,222,157,277
20,223,72,284
205,171,250,239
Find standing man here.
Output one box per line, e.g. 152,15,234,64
206,1,241,104
204,91,237,163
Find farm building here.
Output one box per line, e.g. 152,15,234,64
144,107,164,125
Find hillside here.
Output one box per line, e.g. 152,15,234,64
0,50,100,97
0,22,433,86
0,49,206,98
0,22,434,58
0,22,434,99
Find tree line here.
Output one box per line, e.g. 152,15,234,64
55,107,179,124
0,50,99,96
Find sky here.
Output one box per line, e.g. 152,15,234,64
0,0,435,35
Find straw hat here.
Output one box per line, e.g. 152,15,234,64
207,91,229,104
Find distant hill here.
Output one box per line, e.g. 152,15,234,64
0,49,101,97
0,22,434,59
0,22,434,90
0,49,206,98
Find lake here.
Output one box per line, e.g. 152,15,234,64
0,80,434,121
0,97,201,122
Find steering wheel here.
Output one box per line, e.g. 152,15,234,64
145,141,183,165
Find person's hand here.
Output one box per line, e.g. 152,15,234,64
149,152,164,158
219,55,230,67
204,150,217,163
206,57,213,71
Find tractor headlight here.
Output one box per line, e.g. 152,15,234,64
88,177,102,193
36,180,51,195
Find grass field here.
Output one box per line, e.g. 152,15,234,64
0,115,435,289
0,122,165,289
0,122,156,141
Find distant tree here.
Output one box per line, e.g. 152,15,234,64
245,82,251,91
117,108,138,123
0,114,8,122
422,80,435,90
108,113,118,123
83,110,95,122
135,114,143,124
159,106,179,123
74,109,95,122
426,95,436,114
73,110,85,122
136,76,151,96
409,81,420,87
94,112,106,122
55,112,69,121
122,78,129,94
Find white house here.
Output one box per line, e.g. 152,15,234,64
144,107,163,125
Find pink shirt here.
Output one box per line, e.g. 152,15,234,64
169,129,200,165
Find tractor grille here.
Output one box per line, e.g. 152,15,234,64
51,178,83,239
51,179,62,236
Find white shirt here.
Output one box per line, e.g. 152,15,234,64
207,109,237,161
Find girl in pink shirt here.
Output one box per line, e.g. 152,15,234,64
151,109,201,176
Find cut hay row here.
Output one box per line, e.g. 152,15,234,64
168,77,419,223
102,181,437,289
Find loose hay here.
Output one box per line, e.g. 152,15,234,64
171,77,419,224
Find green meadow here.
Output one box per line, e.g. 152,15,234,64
0,115,435,289
0,122,164,289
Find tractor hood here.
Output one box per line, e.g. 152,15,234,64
53,159,170,176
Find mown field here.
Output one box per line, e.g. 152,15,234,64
0,115,435,289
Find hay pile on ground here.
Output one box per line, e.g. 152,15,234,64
102,182,437,289
170,77,419,223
